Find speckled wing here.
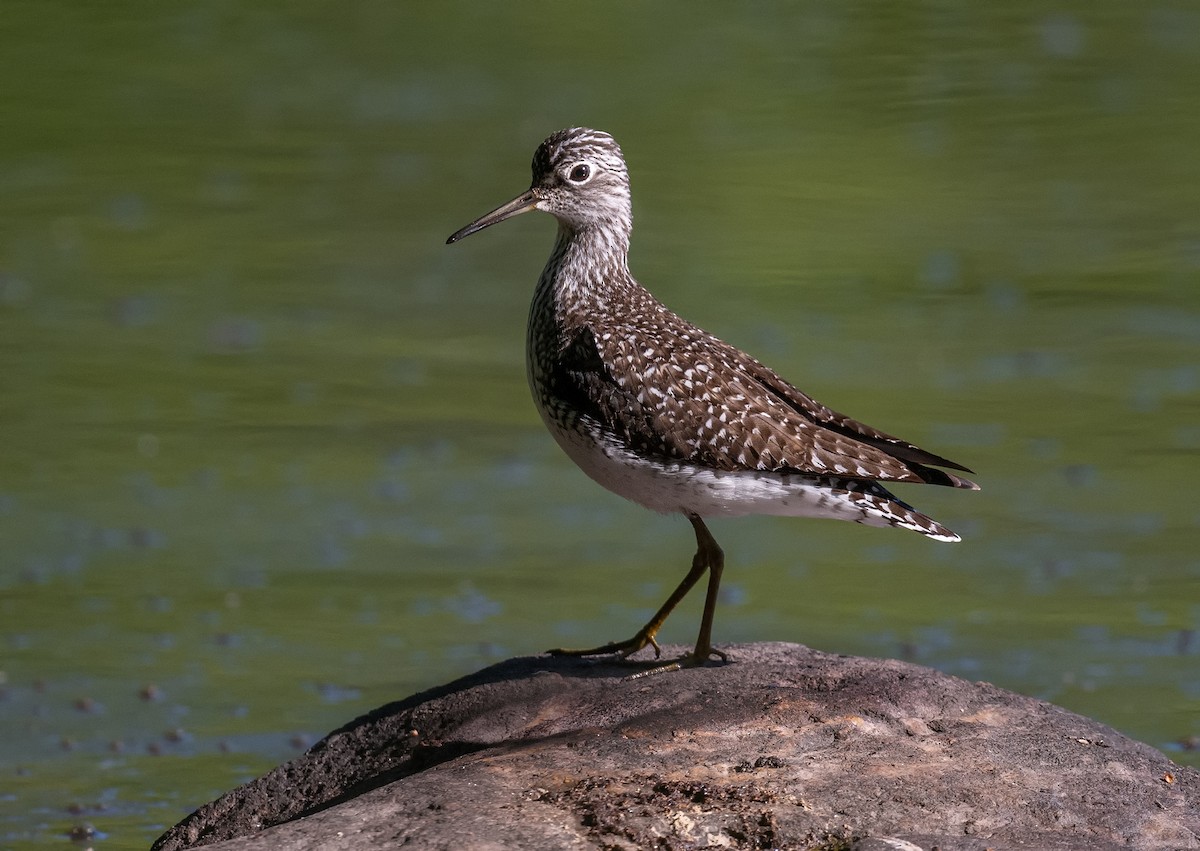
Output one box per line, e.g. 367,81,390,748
728,349,979,490
556,317,977,491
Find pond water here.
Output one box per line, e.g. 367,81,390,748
2,4,1198,848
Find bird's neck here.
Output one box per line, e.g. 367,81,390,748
536,222,636,319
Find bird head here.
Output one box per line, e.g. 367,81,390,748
447,127,632,244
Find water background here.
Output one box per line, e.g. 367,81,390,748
2,4,1198,848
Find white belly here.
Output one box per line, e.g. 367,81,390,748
544,416,891,526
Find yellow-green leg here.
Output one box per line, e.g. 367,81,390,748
549,513,728,671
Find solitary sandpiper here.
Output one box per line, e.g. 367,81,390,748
447,127,978,671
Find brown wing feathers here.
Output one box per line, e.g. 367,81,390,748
724,345,979,491
566,319,977,492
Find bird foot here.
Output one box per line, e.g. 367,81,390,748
548,630,663,660
549,637,728,678
625,645,728,679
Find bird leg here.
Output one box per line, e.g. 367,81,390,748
549,514,728,671
686,514,727,665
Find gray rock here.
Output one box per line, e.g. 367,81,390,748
152,642,1199,851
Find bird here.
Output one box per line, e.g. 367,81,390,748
446,127,977,672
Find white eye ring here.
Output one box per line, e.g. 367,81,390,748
566,162,592,184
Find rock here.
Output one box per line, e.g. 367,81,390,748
152,642,1199,851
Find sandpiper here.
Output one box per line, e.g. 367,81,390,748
447,127,977,671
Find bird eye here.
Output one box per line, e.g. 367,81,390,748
567,163,591,183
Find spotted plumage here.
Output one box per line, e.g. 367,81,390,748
448,127,978,670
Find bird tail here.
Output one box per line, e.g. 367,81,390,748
840,479,962,542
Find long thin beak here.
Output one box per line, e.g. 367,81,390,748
446,189,540,244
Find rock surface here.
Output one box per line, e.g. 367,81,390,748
152,643,1198,851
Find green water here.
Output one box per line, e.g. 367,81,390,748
3,3,1198,848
